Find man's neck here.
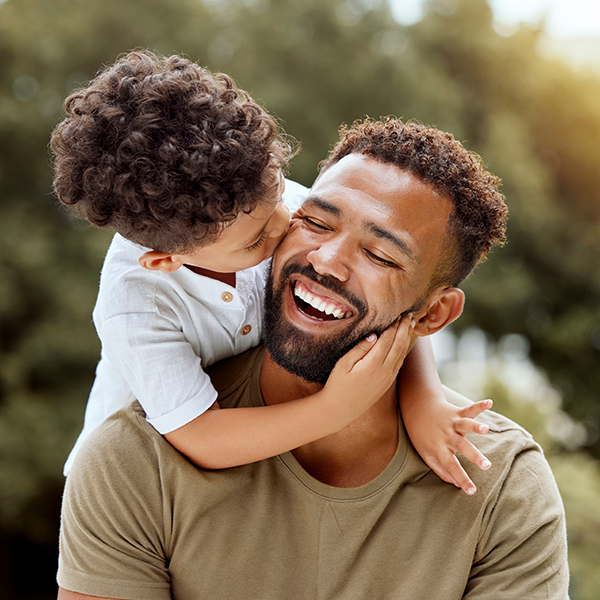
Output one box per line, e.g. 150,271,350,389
260,350,399,488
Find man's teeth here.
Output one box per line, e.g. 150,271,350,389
294,284,351,319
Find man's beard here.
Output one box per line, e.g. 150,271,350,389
263,262,420,385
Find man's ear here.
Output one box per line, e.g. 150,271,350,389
413,288,465,337
138,251,185,273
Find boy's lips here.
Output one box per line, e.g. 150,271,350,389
292,280,355,321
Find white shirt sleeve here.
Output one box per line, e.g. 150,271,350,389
98,310,218,434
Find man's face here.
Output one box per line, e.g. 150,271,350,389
264,153,453,384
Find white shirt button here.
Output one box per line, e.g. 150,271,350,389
241,325,252,336
221,292,233,303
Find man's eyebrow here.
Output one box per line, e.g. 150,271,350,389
306,195,414,258
304,196,342,216
368,223,414,258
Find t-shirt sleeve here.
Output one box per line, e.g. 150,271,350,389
464,445,569,599
57,412,172,600
99,310,218,434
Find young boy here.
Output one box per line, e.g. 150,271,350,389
52,50,491,493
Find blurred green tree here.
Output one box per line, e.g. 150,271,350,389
413,0,600,447
436,326,600,600
0,0,599,597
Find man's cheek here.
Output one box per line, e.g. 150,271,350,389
270,236,302,268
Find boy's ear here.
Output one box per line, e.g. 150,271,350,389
138,251,185,273
413,288,465,337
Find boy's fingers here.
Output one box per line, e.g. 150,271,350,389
347,314,412,372
337,334,377,370
360,320,401,363
454,417,490,436
381,314,413,369
455,437,492,471
425,458,459,487
445,456,478,496
460,399,493,419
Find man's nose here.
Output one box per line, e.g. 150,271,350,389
306,237,352,282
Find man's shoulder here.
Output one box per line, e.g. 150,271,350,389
66,402,171,490
207,346,265,408
68,346,263,480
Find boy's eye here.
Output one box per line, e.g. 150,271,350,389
245,231,268,252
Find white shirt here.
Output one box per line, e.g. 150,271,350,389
63,180,307,475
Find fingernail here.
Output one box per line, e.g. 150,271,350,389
467,487,476,496
365,333,376,342
480,459,491,470
478,424,488,434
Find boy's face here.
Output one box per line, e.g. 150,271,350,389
179,172,290,273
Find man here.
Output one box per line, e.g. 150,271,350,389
57,119,569,599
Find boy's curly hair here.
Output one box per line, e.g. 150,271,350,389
50,50,293,253
319,118,508,288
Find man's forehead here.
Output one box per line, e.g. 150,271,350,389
310,154,450,227
305,154,452,267
312,154,444,204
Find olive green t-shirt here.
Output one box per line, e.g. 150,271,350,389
58,346,568,599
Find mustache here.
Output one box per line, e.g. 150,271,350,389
278,262,368,318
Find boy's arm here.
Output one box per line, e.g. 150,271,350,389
397,336,492,495
165,317,412,469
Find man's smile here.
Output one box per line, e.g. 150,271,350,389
264,261,374,385
277,262,367,330
292,280,355,321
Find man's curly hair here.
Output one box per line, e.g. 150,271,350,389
51,50,293,253
319,118,508,289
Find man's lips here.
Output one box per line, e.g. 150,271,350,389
292,280,354,321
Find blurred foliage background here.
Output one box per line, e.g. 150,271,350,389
0,0,599,597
